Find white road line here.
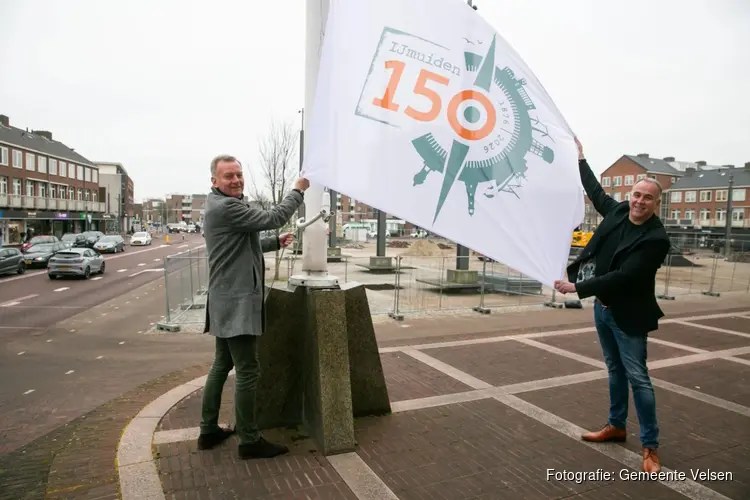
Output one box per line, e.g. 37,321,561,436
0,271,46,283
23,389,35,395
119,341,125,345
53,287,69,292
129,268,164,277
91,276,103,281
46,339,52,343
117,269,127,273
138,263,146,267
674,320,750,339
0,326,38,330
65,370,74,375
328,453,400,500
0,294,39,307
178,244,188,248
154,258,160,262
17,351,25,355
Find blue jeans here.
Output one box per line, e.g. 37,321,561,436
594,300,659,449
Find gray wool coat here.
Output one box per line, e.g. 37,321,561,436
202,187,304,338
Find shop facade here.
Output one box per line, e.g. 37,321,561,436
0,209,106,245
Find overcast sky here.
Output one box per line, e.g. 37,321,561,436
1,0,747,202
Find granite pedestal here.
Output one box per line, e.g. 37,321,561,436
256,283,391,455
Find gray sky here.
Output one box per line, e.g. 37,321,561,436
1,0,747,202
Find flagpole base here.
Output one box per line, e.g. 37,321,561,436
288,272,340,289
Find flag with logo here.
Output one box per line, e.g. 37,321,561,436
302,0,584,286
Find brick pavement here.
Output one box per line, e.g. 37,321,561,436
141,306,750,500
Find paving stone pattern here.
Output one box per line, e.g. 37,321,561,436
651,359,750,407
425,340,596,386
690,316,750,334
651,323,750,351
379,351,474,401
535,331,696,361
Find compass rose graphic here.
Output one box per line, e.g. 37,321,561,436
411,35,555,223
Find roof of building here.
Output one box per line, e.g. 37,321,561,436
0,120,95,167
95,162,129,177
670,166,750,190
624,155,682,175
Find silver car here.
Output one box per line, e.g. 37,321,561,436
48,247,106,279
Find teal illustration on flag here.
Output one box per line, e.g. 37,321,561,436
302,0,585,287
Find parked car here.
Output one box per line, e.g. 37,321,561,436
129,231,152,246
0,248,25,276
61,233,84,249
21,235,59,253
80,231,104,248
94,235,125,253
22,241,67,268
48,247,105,279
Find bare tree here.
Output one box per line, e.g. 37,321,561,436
248,119,299,280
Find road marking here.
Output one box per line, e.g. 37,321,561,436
23,389,35,395
96,356,103,359
119,341,125,345
69,329,75,332
0,326,37,329
0,271,46,283
118,269,127,273
154,259,160,262
138,263,146,266
178,244,188,248
128,268,164,277
46,339,52,343
91,276,103,281
53,287,69,292
0,294,39,307
17,351,25,355
65,370,74,375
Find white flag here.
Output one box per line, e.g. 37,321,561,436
302,0,584,287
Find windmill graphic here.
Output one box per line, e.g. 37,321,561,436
411,34,555,223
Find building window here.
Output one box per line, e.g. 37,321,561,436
625,192,631,201
602,177,610,187
0,176,7,194
77,165,84,181
26,152,35,171
60,161,67,177
38,156,47,174
13,179,21,195
732,189,746,202
39,183,46,198
77,188,83,201
636,174,646,181
685,191,696,202
92,191,97,202
699,208,710,221
670,209,680,219
84,167,91,182
69,189,75,200
732,209,745,222
716,209,726,221
13,150,22,168
59,186,66,199
26,180,34,197
85,190,90,201
613,192,621,201
69,164,76,179
716,190,728,202
699,190,711,202
613,176,622,186
49,158,58,175
670,191,682,203
92,170,98,183
624,175,634,186
50,185,56,198
685,209,695,220
0,147,7,166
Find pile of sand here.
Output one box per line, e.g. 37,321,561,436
402,239,445,257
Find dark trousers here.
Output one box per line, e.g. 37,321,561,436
200,335,260,445
594,300,659,449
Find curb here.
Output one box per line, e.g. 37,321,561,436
116,374,209,500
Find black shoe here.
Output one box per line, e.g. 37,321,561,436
197,427,236,450
238,437,289,459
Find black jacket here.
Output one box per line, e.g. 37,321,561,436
567,160,671,334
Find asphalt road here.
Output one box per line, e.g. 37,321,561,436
0,234,205,332
0,233,216,455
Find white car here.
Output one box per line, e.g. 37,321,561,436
130,231,152,246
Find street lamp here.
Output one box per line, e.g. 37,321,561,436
725,173,734,256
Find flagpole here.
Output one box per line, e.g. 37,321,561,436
290,0,339,288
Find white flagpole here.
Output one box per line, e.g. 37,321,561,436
291,0,339,288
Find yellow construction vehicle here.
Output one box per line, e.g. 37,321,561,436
571,230,593,248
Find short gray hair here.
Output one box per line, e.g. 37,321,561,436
210,155,240,177
635,177,663,197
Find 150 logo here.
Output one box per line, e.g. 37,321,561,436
355,27,555,223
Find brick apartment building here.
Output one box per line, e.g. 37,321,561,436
0,114,105,245
334,193,416,235
165,193,209,224
666,163,750,234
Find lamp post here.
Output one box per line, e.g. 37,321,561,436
724,173,734,256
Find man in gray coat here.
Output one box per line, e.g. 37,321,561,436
198,154,309,459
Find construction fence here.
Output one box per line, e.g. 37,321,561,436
155,232,750,331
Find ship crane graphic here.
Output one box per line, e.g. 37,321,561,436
411,35,555,222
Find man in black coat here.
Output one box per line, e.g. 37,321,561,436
554,138,670,474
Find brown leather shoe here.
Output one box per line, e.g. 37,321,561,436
642,448,661,473
581,424,626,443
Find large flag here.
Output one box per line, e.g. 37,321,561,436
302,0,585,287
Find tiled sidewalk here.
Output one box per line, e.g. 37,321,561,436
123,310,750,500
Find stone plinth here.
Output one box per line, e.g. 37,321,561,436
446,269,478,284
327,247,344,262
